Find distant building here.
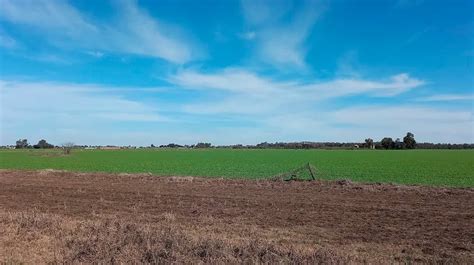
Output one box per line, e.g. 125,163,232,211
99,146,121,150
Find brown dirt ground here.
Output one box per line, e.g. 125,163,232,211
0,169,473,263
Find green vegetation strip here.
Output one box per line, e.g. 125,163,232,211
1,149,473,187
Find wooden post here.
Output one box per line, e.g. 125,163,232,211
307,163,316,180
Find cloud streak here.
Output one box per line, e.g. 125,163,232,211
0,0,96,33
0,80,164,126
417,94,474,102
241,0,325,67
0,0,197,63
171,68,425,115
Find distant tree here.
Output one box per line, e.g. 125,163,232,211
195,142,212,148
33,139,54,149
380,137,394,149
364,138,374,149
62,142,74,155
394,138,404,149
159,143,183,148
150,144,155,148
256,142,270,148
403,132,416,149
15,139,29,149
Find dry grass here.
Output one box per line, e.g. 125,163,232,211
0,211,350,264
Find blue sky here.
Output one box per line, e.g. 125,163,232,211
0,0,473,145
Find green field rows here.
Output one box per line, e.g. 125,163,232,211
1,149,473,187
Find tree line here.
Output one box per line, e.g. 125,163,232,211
15,139,54,149
13,139,74,154
379,132,416,149
154,133,473,149
9,133,474,150
229,132,416,150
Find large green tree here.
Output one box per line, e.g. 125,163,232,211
33,139,54,149
380,137,394,149
15,139,29,149
403,132,416,149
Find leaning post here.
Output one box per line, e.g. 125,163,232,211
307,163,316,180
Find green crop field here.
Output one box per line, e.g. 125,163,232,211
0,149,473,187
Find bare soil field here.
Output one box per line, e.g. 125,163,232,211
0,169,473,263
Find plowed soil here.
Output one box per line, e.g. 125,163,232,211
0,169,473,263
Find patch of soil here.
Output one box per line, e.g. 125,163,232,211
0,170,472,263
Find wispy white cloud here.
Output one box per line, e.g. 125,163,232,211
417,94,474,102
241,0,325,67
85,51,104,58
170,68,291,95
171,68,425,113
104,0,196,63
0,0,198,63
0,80,165,127
0,0,97,34
302,73,425,98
